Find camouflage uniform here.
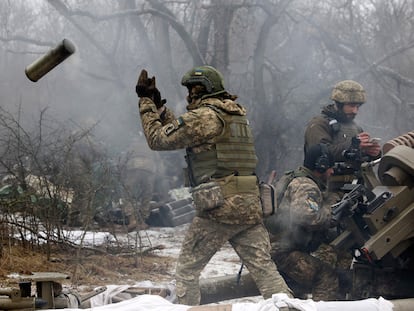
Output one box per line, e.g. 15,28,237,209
138,95,292,305
269,166,339,301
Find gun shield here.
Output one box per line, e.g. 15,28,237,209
25,38,76,82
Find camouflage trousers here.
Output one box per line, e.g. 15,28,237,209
273,250,339,301
175,216,292,305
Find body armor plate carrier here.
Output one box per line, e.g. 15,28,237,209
186,105,257,187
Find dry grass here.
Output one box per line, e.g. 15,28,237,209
0,242,175,292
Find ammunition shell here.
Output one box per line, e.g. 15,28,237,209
25,38,76,82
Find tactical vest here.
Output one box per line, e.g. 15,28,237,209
186,106,257,187
328,118,363,152
264,167,321,236
274,168,310,207
327,117,363,190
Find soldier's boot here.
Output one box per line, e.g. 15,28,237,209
312,268,339,301
176,279,201,306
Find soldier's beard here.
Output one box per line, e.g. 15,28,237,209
345,113,356,121
336,109,355,123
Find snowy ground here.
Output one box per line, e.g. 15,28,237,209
144,225,244,279
64,224,264,304
16,225,399,310
66,224,243,279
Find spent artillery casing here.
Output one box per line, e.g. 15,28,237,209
25,38,76,82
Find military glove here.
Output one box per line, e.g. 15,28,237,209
136,69,166,109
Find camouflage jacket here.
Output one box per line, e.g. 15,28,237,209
304,104,364,162
138,97,262,225
271,166,335,252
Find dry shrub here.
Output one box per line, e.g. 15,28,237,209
0,243,175,290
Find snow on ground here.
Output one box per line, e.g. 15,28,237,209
144,225,244,279
64,186,244,279
140,225,263,303
64,224,263,304
15,221,398,309
66,224,244,279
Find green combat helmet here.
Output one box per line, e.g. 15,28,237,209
181,65,226,98
330,80,366,104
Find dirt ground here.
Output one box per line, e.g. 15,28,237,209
0,242,176,294
0,224,242,303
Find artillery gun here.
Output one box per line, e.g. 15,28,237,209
199,131,414,303
0,272,106,310
329,132,414,300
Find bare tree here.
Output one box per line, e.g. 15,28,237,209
0,105,89,258
1,0,414,190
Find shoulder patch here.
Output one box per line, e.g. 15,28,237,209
164,117,185,136
306,191,320,211
306,198,320,211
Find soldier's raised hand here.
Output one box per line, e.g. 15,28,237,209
136,69,153,98
136,69,166,109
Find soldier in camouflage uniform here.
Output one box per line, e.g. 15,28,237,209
135,66,292,305
267,144,339,301
304,80,381,191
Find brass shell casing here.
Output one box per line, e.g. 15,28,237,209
25,38,75,82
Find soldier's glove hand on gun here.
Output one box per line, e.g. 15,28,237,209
136,69,166,109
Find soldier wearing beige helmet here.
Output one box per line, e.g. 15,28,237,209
304,80,382,192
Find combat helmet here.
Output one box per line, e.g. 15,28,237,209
181,65,226,98
330,80,366,104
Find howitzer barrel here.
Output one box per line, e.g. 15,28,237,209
198,273,414,310
200,274,259,304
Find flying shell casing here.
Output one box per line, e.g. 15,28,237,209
25,38,76,82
